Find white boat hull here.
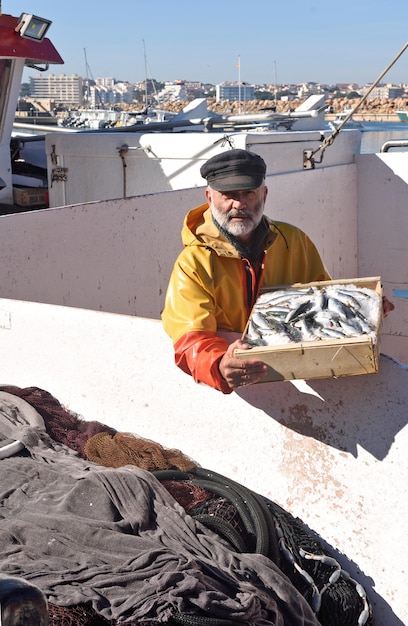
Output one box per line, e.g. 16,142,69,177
1,297,407,626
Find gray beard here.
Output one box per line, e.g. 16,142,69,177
211,205,263,240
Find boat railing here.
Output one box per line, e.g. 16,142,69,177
380,139,408,152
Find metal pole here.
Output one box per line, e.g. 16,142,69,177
143,40,148,108
238,55,241,114
274,60,277,107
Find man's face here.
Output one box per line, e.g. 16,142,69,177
206,184,268,244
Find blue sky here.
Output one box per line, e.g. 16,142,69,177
7,0,408,87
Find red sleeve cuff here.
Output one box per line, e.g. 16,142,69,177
174,331,233,394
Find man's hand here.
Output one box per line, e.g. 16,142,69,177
219,339,269,390
383,296,395,318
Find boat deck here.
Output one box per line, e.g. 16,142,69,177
0,202,48,215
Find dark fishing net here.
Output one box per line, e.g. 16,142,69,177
48,602,115,626
190,495,248,537
0,385,115,457
0,385,197,471
162,480,214,512
156,470,375,626
263,498,375,626
163,479,251,555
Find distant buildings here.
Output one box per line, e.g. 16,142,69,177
216,82,255,102
29,73,83,106
334,83,360,93
85,78,134,107
296,82,326,99
29,73,134,107
155,80,188,103
362,84,405,99
26,73,408,109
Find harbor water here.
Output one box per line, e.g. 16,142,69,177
349,121,408,153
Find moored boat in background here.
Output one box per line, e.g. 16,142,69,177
396,109,408,121
56,104,179,129
328,107,364,130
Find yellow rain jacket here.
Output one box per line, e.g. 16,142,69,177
162,203,330,393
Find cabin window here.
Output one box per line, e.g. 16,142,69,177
0,59,12,131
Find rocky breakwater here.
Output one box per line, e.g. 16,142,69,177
325,96,408,121
145,96,407,122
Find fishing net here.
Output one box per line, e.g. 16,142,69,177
154,469,375,626
0,385,197,471
84,430,196,472
47,602,115,626
263,499,375,626
0,385,114,458
0,385,375,626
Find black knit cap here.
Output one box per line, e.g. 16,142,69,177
200,149,266,192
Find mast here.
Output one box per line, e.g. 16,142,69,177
84,47,90,107
84,48,103,108
237,55,241,114
274,60,278,107
143,40,148,109
142,40,158,107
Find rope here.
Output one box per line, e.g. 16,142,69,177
306,40,408,168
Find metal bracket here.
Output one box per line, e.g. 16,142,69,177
303,150,316,170
51,167,68,184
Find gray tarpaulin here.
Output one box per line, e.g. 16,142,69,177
0,391,320,625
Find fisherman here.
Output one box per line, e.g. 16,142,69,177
162,148,393,394
161,148,334,393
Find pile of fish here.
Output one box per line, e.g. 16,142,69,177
244,283,381,347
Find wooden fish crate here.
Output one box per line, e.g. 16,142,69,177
235,277,382,382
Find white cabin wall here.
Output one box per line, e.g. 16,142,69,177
0,165,356,318
356,152,408,363
46,129,361,208
3,150,406,362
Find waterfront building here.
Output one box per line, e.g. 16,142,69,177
216,82,255,102
184,81,201,90
335,83,360,92
156,81,188,103
297,82,326,99
86,81,134,107
363,84,406,99
29,73,83,106
95,77,115,89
